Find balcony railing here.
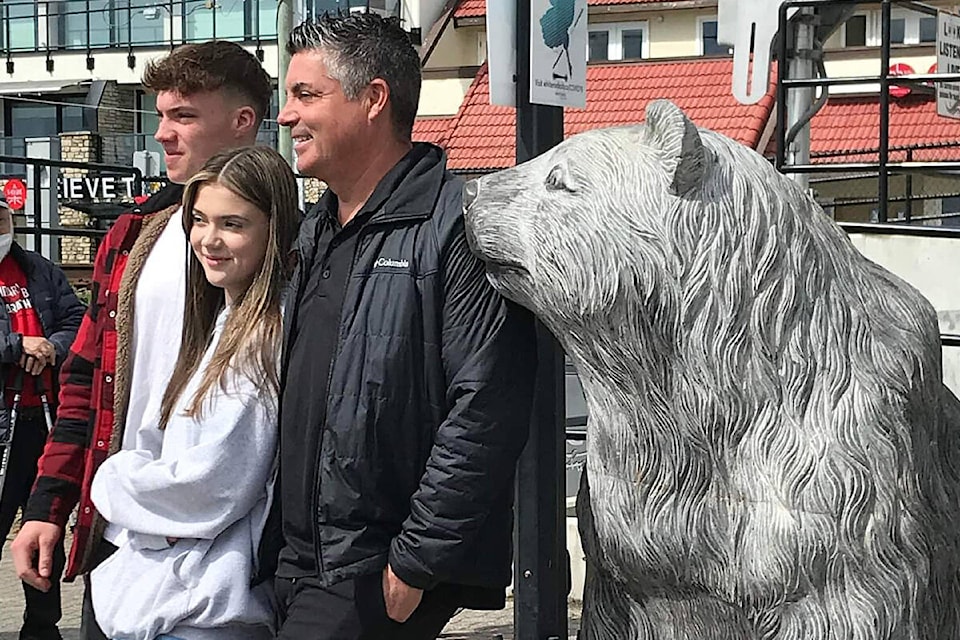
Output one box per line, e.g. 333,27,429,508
0,0,399,55
0,128,279,179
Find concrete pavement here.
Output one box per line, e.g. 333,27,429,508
1,524,580,639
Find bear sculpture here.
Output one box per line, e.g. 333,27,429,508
462,100,960,640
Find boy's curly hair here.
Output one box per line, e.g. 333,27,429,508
143,41,272,124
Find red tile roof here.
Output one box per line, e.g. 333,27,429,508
808,96,960,163
412,116,455,145
441,58,775,172
455,0,669,20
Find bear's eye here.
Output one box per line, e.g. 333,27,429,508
545,163,576,193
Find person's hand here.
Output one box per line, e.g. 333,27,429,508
20,336,55,375
382,564,423,623
11,521,62,593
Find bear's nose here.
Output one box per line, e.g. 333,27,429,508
463,180,479,210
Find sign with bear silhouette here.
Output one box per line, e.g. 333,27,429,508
530,0,586,108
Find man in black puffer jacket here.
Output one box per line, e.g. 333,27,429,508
272,12,538,640
0,197,85,640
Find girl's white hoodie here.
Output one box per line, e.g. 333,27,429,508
90,308,277,640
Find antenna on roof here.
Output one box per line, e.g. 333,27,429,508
717,0,792,105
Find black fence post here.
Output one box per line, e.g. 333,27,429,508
513,0,568,639
31,163,42,252
878,0,892,223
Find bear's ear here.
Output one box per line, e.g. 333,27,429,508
644,100,705,197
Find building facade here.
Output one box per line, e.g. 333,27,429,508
0,0,448,173
413,0,960,227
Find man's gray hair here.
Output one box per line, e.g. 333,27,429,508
288,12,421,141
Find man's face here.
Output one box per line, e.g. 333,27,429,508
154,90,245,184
278,51,372,181
0,208,11,235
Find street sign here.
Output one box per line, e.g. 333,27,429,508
487,0,517,107
529,0,587,108
937,10,960,119
2,179,26,211
718,0,792,105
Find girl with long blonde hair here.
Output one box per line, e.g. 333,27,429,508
87,146,299,640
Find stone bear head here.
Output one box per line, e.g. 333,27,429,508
463,100,710,365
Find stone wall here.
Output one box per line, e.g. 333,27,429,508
59,132,100,265
98,82,137,167
304,177,325,205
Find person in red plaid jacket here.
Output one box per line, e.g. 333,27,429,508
11,41,273,640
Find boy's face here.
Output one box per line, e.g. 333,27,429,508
153,89,249,184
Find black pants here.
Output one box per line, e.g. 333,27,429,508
0,414,64,640
274,573,460,640
79,537,116,640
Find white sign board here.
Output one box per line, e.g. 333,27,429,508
486,0,517,107
59,175,138,200
938,10,960,119
718,0,793,105
529,0,587,108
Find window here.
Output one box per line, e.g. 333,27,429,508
588,31,610,61
120,0,167,45
137,92,165,173
699,18,731,56
587,22,648,62
253,0,279,38
256,88,280,149
1,0,38,51
842,10,937,47
890,17,906,44
61,1,166,48
185,0,245,41
368,0,400,16
185,0,281,41
477,30,486,63
941,196,960,227
843,14,869,47
6,96,86,140
58,1,276,47
307,0,374,18
920,16,937,43
890,9,938,45
61,1,116,48
622,29,644,59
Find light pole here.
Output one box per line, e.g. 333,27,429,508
277,0,295,168
513,0,568,638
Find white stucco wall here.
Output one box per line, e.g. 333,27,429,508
847,232,960,396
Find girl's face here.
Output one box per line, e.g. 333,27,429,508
189,182,270,305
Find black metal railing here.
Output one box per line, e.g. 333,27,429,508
0,155,143,261
0,0,401,56
1,0,277,54
776,0,960,224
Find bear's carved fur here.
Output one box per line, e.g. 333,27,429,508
462,100,960,640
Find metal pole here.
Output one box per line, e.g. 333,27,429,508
905,148,913,222
32,164,42,253
513,0,567,638
786,6,815,189
775,2,789,173
878,0,891,223
277,0,294,168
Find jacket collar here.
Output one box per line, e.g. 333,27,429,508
136,183,184,215
312,143,449,227
8,242,31,276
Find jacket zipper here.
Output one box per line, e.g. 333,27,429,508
311,225,367,580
